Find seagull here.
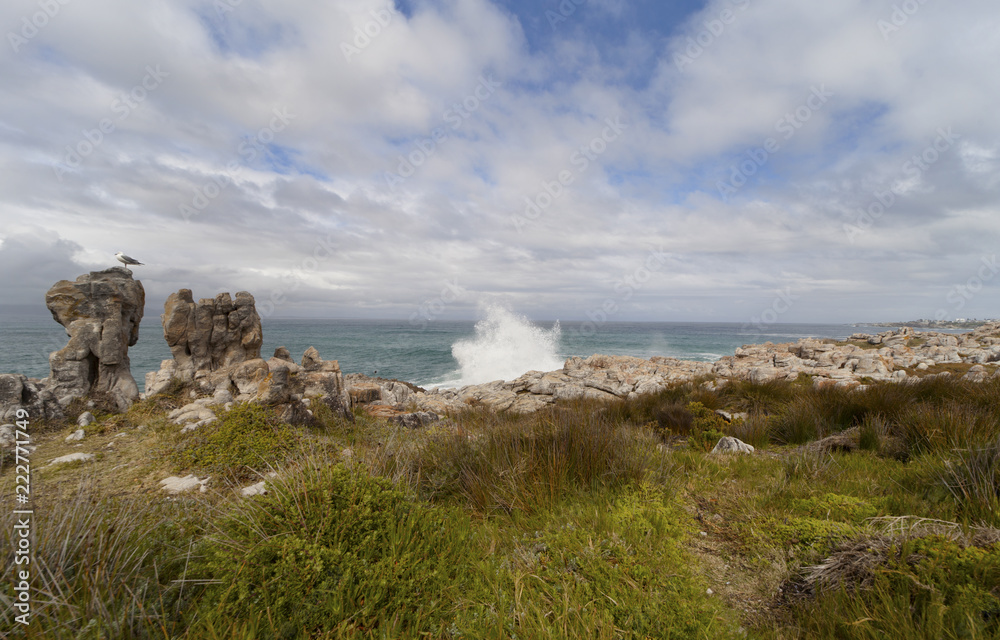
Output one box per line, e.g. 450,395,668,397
115,252,144,268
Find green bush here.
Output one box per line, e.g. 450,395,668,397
686,401,727,451
193,462,474,638
169,402,297,478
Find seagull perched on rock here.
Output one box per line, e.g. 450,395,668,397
115,252,144,267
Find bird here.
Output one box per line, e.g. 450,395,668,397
115,252,144,268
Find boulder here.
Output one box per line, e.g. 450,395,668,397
43,268,144,411
0,373,64,423
47,452,96,466
710,437,755,455
160,474,209,494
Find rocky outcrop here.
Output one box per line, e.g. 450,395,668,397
394,325,1000,416
44,267,145,411
147,290,350,424
710,325,1000,388
0,374,64,423
160,289,262,381
407,355,714,415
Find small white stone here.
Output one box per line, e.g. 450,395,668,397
160,475,205,494
48,452,95,466
77,412,95,427
65,429,85,442
241,481,267,497
706,588,714,596
700,531,707,537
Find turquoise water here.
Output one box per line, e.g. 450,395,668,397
0,311,862,392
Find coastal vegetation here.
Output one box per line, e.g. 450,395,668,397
3,374,1000,639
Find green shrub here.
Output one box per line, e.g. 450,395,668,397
686,401,727,451
169,402,297,478
194,461,475,638
653,401,693,436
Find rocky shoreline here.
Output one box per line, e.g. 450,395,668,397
361,323,1000,417
2,267,999,432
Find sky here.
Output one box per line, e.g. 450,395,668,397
1,0,998,326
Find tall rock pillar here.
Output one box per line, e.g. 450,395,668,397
44,267,145,411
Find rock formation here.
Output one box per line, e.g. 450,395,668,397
0,374,64,423
44,267,145,411
161,289,263,380
407,355,715,415
146,290,351,428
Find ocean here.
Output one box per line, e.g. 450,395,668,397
0,305,865,392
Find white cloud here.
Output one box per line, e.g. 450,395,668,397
0,0,997,324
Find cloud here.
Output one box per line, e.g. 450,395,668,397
0,0,997,325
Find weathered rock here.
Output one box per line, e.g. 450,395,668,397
77,411,95,427
0,424,15,461
45,267,144,411
161,289,262,381
710,437,755,455
390,411,440,429
272,399,319,426
47,452,95,466
0,373,64,423
65,429,85,442
256,365,290,405
143,359,177,397
267,346,302,374
241,481,267,497
160,474,209,494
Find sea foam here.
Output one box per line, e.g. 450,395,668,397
434,304,563,388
